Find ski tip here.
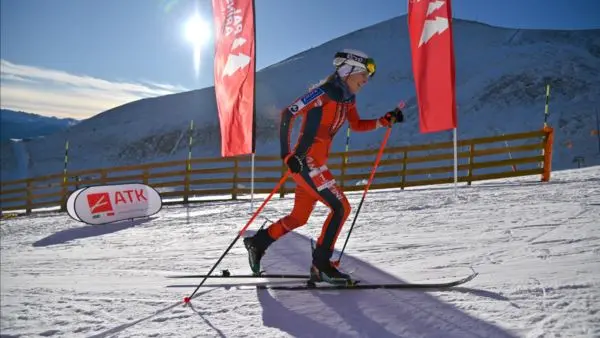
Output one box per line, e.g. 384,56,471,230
183,297,191,304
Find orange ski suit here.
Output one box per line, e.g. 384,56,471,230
266,75,381,263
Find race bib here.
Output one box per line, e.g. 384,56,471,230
288,88,324,115
309,165,336,192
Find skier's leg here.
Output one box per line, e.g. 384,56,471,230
244,185,316,274
245,160,351,282
291,164,353,283
265,185,317,239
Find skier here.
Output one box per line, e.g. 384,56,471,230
244,49,404,285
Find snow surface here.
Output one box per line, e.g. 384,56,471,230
1,167,599,337
1,17,599,181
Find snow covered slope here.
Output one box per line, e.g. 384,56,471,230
1,17,599,181
1,166,598,337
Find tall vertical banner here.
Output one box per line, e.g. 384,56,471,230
212,0,256,157
408,0,457,133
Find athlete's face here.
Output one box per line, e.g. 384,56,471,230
345,71,369,94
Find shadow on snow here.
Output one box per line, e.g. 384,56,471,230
255,231,517,338
32,217,154,247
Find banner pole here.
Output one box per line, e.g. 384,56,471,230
250,0,257,213
250,153,255,211
453,128,458,199
186,120,194,206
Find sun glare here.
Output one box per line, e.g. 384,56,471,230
184,14,210,45
184,14,211,76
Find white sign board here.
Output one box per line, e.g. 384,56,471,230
66,187,86,221
66,183,162,225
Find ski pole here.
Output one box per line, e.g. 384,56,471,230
333,126,392,267
183,172,290,304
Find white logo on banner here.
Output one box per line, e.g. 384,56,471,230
231,37,246,49
66,183,162,225
222,52,251,77
419,0,449,47
221,2,251,78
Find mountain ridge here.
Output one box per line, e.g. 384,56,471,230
0,109,79,141
1,16,598,181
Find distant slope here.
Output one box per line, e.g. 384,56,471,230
0,109,79,141
1,17,599,181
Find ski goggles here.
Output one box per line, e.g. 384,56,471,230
334,51,376,77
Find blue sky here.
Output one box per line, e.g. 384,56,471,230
1,0,599,119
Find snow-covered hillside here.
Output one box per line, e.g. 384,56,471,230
0,109,79,141
1,17,599,181
1,166,598,337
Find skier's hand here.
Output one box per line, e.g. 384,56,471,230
284,153,304,174
378,108,404,127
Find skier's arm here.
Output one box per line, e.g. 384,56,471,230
347,104,378,132
293,107,323,158
280,106,323,159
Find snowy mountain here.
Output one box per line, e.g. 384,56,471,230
1,17,599,181
0,109,79,141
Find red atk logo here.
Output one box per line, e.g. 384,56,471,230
86,193,114,214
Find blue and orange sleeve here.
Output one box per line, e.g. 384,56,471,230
347,104,378,132
279,106,323,159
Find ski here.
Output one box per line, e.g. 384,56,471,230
165,269,309,279
257,272,478,291
166,272,478,290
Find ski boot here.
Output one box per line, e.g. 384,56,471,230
308,261,357,287
243,229,274,276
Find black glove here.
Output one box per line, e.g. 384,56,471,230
285,153,304,174
383,108,404,124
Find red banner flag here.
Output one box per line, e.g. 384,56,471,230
408,0,457,133
212,0,256,156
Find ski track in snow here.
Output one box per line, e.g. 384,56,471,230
1,167,599,337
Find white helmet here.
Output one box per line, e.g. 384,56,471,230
333,49,376,78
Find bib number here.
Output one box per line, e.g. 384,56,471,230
309,165,336,192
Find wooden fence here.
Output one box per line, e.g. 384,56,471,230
0,127,554,215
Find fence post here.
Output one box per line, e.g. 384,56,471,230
468,142,475,185
232,157,238,200
541,126,554,182
143,169,149,185
60,176,68,212
183,161,190,204
400,150,408,190
26,179,32,215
